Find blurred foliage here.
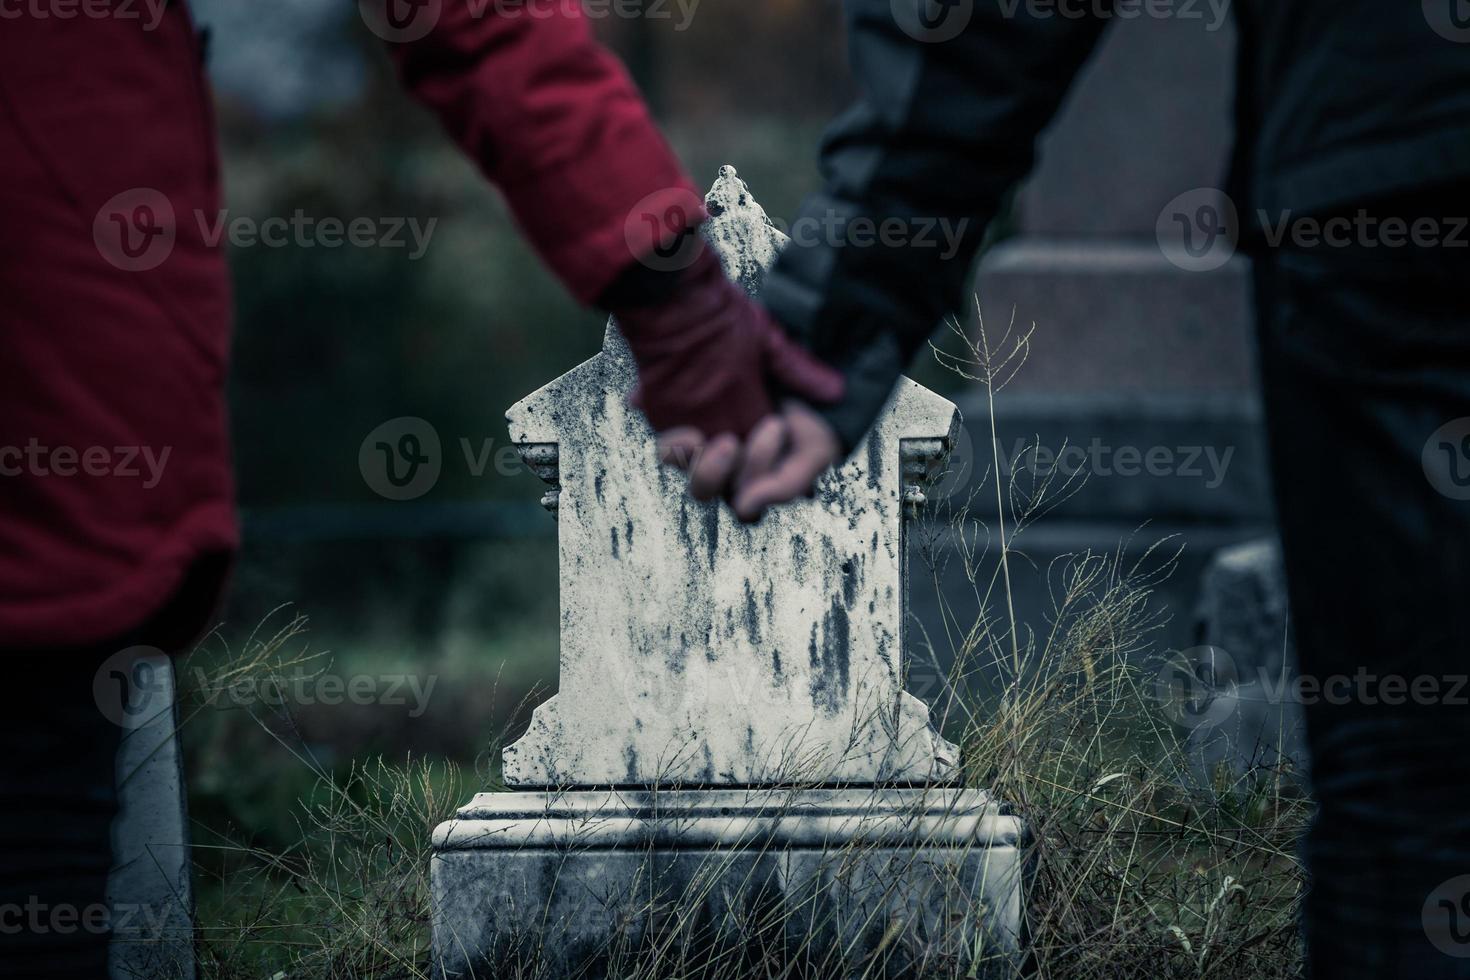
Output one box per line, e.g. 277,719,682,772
211,2,858,508
194,0,986,913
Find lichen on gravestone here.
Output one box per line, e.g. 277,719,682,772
501,168,961,788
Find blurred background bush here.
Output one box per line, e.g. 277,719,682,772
186,0,964,850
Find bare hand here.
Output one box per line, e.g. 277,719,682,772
657,401,841,521
731,401,841,522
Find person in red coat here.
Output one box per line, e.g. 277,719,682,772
0,3,841,975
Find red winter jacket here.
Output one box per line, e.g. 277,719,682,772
0,0,696,649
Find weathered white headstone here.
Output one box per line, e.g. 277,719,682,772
431,169,1024,978
500,169,959,788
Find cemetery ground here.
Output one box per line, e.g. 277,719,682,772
178,332,1307,979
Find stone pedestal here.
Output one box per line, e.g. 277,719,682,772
429,170,1024,977
433,788,1024,978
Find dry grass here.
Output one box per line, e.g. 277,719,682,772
185,314,1307,978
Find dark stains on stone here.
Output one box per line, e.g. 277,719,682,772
839,557,858,609
589,384,609,426
771,648,783,681
594,469,606,503
699,744,716,783
703,504,719,569
624,518,634,551
623,745,640,783
790,535,809,584
743,580,762,647
610,527,620,559
807,598,851,715
665,628,686,675
817,479,843,508
867,434,884,491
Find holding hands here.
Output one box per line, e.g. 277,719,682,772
610,243,845,522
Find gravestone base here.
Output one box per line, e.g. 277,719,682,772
431,788,1025,979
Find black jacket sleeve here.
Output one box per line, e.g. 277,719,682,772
762,0,1115,450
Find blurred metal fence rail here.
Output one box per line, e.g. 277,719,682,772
241,501,553,542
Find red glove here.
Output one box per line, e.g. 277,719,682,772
613,245,844,438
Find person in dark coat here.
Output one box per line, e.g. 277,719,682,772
718,2,1470,977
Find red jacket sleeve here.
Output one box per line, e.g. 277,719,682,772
376,0,702,305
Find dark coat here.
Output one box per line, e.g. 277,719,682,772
764,0,1470,449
